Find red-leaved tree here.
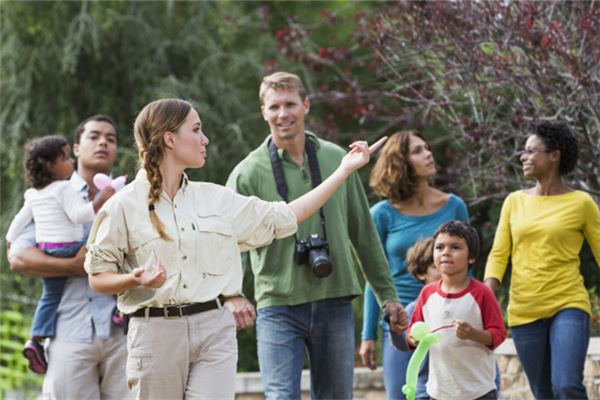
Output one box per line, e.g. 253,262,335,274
273,1,599,206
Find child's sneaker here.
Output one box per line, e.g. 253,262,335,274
111,307,123,326
23,339,47,374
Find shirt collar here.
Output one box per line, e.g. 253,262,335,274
69,171,90,194
135,169,149,183
265,131,321,159
135,169,190,191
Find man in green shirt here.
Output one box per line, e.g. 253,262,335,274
226,71,406,399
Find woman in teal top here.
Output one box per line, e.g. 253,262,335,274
360,131,469,400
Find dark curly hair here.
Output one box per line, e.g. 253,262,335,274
433,220,480,264
24,135,69,189
535,122,578,176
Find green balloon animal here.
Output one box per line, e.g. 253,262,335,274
402,322,442,400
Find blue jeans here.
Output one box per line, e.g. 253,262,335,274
257,297,355,400
511,308,589,400
30,242,83,338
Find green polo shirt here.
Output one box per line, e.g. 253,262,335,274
226,131,398,309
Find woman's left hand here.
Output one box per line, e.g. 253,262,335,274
340,137,388,175
132,258,167,289
359,340,378,370
224,296,256,330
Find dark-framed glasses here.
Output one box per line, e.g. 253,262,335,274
521,147,551,156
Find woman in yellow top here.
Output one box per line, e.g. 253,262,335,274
83,98,387,399
485,122,600,400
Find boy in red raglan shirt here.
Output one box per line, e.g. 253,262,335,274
407,220,506,400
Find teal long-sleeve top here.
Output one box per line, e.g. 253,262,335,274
226,132,398,309
361,195,469,340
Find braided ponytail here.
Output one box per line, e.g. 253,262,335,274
133,98,193,241
144,141,171,240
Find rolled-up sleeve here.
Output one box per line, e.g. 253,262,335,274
84,204,127,275
221,190,297,252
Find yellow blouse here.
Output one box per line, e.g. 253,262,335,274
485,190,600,326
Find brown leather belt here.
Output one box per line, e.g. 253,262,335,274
130,296,225,319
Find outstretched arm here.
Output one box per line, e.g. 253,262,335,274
288,138,386,224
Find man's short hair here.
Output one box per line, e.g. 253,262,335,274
406,237,434,282
259,72,307,105
73,114,117,144
433,220,480,263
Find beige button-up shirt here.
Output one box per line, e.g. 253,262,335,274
84,170,297,314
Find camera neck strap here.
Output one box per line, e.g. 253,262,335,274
268,136,327,240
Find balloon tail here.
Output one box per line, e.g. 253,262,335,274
431,324,454,333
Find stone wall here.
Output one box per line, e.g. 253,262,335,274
496,338,600,400
235,338,600,399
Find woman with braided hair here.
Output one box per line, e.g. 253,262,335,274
485,121,600,399
83,98,386,399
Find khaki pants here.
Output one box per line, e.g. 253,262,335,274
42,331,128,400
126,306,237,400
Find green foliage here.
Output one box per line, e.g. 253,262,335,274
2,3,598,397
0,0,291,381
0,1,385,387
274,0,600,302
0,311,43,399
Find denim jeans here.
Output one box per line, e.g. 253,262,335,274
511,308,589,400
31,242,83,338
257,297,355,400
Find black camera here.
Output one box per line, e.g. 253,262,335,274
295,234,332,278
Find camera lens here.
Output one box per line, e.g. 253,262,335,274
309,250,332,278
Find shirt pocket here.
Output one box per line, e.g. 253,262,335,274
128,228,165,273
194,214,236,276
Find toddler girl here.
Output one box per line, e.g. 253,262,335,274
6,135,114,374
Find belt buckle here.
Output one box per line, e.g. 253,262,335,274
163,305,183,319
